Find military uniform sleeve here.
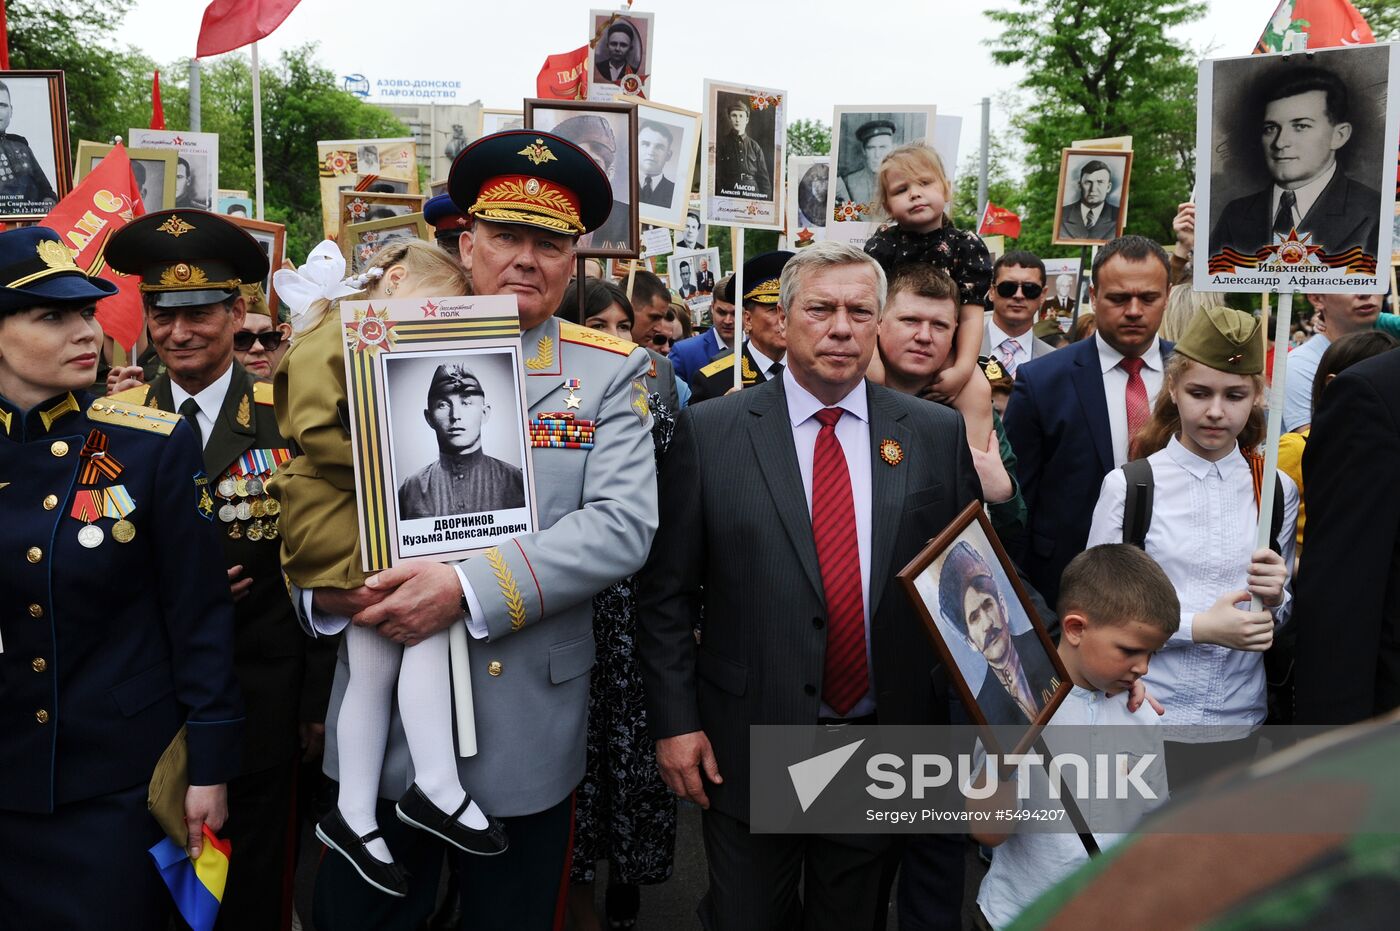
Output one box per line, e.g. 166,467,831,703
155,420,246,784
458,347,658,640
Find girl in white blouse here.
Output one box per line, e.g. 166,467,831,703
1086,306,1297,787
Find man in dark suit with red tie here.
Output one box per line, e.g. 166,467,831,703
638,241,981,929
1002,235,1173,608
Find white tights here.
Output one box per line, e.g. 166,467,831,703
336,623,488,863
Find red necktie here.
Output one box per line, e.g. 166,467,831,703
1121,356,1149,452
811,407,868,715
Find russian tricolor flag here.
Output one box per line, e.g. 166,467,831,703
149,825,231,931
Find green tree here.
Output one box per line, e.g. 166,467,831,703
950,131,1027,233
786,118,831,157
986,0,1205,256
1356,1,1400,40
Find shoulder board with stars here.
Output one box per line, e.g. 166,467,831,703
558,320,636,357
87,398,179,436
109,384,155,406
253,381,275,406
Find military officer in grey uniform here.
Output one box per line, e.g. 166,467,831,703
0,80,59,213
834,118,897,211
305,130,658,930
397,363,526,519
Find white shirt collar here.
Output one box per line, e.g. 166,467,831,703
1096,333,1163,375
709,327,729,354
746,340,784,377
1272,161,1337,231
1164,434,1249,481
170,362,235,423
987,317,1034,354
1081,202,1103,224
784,367,869,428
642,172,664,188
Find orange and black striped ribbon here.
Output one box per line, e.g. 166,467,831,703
79,429,123,484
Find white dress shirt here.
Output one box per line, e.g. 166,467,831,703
1271,161,1336,232
169,363,235,450
1095,334,1165,467
708,326,730,357
1080,203,1103,230
747,341,785,380
986,319,1035,372
784,368,875,718
1086,438,1299,736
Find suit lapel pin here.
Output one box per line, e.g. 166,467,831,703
879,438,903,466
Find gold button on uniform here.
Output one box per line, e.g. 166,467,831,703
42,495,58,510
35,710,49,724
31,658,47,673
50,441,69,457
28,604,43,618
487,661,503,677
26,547,42,564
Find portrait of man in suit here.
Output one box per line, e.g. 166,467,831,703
934,539,1058,726
594,19,641,86
1208,63,1382,263
1057,156,1124,243
676,211,705,250
675,260,697,298
695,257,715,294
637,119,676,208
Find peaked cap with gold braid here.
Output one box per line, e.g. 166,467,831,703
106,209,270,309
447,130,613,237
0,226,118,314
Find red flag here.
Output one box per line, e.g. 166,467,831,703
42,145,147,348
0,1,11,71
978,202,1022,238
150,70,165,130
196,0,302,58
1255,0,1374,53
536,46,589,100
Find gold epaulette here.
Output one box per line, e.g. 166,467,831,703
558,320,636,356
109,384,155,407
87,398,179,436
253,381,275,405
698,354,736,378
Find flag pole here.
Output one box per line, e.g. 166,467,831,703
731,227,745,395
251,41,265,220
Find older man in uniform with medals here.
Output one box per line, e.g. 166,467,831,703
104,209,337,931
300,130,658,930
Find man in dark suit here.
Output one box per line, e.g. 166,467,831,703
638,241,981,929
638,120,677,208
1003,235,1172,608
105,210,337,930
593,19,640,86
669,273,736,383
1294,347,1400,724
1209,64,1381,264
1058,159,1120,241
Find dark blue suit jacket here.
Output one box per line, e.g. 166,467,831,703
669,329,729,384
1001,335,1173,607
0,391,244,813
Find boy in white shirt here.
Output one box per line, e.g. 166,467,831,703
971,544,1180,929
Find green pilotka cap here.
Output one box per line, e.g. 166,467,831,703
1174,306,1263,375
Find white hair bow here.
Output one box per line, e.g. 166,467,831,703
273,240,364,331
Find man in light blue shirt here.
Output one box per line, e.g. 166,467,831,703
1282,292,1382,431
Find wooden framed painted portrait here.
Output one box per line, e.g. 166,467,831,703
339,189,426,231
525,98,640,258
1051,147,1133,247
898,501,1070,757
0,69,72,220
227,215,286,311
617,96,701,230
342,212,431,274
75,142,177,213
340,295,537,570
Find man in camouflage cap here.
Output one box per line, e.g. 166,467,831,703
397,363,525,519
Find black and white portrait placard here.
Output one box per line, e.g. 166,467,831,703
675,196,706,251
129,128,220,214
1196,43,1400,294
1052,148,1132,247
827,106,936,224
341,295,536,569
618,96,700,230
587,9,655,102
702,79,786,231
787,155,830,249
0,70,69,220
669,246,721,324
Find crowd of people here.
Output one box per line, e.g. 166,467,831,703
2,118,1398,931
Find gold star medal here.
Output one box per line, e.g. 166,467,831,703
564,378,583,410
879,438,904,467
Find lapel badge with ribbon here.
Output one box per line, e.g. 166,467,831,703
879,438,904,467
79,429,123,484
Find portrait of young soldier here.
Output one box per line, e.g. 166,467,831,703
397,362,526,520
714,95,772,199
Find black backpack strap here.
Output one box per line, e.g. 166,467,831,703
1120,458,1155,550
1269,474,1285,556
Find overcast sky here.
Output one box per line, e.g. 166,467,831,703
119,0,1279,159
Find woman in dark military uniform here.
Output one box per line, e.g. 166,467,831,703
0,227,244,930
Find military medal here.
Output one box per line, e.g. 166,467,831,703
219,503,237,522
262,497,281,516
217,477,237,498
235,476,249,497
563,378,583,410
247,520,265,542
112,520,136,543
879,438,904,467
236,501,254,521
228,522,242,540
250,498,266,518
246,476,265,496
77,524,104,548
